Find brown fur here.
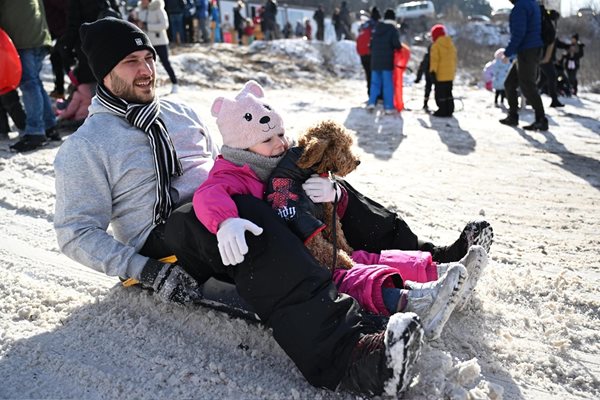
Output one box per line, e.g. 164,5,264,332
296,120,361,272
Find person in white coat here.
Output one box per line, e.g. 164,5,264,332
134,0,179,93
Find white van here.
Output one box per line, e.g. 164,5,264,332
395,1,435,20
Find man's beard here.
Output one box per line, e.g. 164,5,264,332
108,71,155,104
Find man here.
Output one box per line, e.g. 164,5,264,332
54,17,492,397
499,0,548,131
313,5,324,41
538,7,564,108
0,0,58,152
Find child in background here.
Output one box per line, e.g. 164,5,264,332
193,80,488,340
429,24,457,117
415,43,433,111
491,48,511,106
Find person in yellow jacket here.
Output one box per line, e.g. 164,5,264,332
429,24,456,117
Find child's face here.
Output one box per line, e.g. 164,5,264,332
248,133,289,157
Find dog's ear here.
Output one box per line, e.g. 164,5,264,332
298,137,330,171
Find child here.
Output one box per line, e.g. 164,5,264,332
414,44,433,111
491,48,511,106
429,24,456,117
193,80,489,340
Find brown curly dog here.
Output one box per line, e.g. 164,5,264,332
297,120,361,271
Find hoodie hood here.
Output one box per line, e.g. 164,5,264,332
148,0,164,11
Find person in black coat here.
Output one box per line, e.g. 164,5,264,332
60,0,121,85
366,9,401,114
313,5,324,41
414,44,432,111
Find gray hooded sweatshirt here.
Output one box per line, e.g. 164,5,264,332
54,97,218,280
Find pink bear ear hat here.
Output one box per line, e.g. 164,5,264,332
211,80,285,149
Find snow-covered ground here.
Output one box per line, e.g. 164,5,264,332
1,39,599,400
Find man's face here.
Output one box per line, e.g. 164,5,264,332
104,50,156,103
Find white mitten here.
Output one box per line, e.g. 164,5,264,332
216,218,263,266
302,174,342,203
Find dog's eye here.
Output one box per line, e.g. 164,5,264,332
244,113,252,121
263,104,272,111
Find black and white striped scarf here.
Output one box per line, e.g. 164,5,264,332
97,84,183,225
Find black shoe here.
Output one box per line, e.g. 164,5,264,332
431,220,494,263
339,313,423,396
45,127,61,141
432,110,451,117
523,117,548,131
499,114,518,126
9,134,47,152
550,100,564,108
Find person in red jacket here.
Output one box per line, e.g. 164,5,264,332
355,7,380,100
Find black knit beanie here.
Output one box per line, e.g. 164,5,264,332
79,17,156,83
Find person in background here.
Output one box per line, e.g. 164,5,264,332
0,90,26,139
209,0,221,43
134,0,179,94
1,0,58,152
429,24,456,118
304,18,312,40
313,5,324,41
499,0,547,131
53,17,426,398
338,1,353,40
262,0,277,40
414,42,433,111
366,9,401,115
233,0,245,45
538,8,564,108
164,0,186,46
564,33,584,96
195,0,209,44
43,0,68,99
355,6,380,100
490,48,511,107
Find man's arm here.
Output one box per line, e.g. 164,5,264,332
504,6,526,58
54,136,149,280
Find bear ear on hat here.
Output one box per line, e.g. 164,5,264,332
237,80,264,99
211,97,226,117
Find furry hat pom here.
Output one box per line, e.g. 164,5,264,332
211,80,285,149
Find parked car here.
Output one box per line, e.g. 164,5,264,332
577,8,596,17
395,1,435,20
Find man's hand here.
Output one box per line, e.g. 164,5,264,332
139,261,202,304
216,218,263,266
302,174,341,203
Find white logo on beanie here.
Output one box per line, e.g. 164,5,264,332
135,38,143,46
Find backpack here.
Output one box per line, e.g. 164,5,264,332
356,24,372,56
540,5,556,46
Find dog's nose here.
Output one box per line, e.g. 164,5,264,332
355,160,361,166
260,116,270,124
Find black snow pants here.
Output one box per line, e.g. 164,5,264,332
162,182,427,389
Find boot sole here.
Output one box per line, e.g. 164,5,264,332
472,223,494,253
383,313,424,396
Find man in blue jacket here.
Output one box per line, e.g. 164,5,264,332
499,0,548,131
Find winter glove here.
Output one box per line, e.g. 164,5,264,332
302,174,342,203
139,260,202,304
216,218,263,266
